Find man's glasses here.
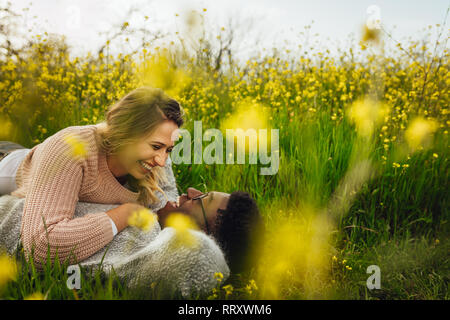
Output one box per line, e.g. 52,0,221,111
191,192,210,234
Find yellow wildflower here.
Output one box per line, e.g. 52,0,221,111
24,292,45,300
128,208,158,231
166,213,199,248
222,284,234,296
63,133,87,160
0,253,18,287
361,24,381,44
347,98,390,137
392,162,401,168
245,279,258,295
214,272,224,283
404,117,438,151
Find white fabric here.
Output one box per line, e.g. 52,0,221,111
110,217,118,236
0,149,31,195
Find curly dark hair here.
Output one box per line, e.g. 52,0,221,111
213,191,264,275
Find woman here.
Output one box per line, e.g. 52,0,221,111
0,86,183,269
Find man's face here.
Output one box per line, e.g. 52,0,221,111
177,187,230,233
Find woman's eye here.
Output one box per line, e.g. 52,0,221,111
152,145,161,150
167,148,173,153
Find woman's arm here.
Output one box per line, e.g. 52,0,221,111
20,130,138,268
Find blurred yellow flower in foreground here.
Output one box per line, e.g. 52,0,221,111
128,208,158,231
361,24,381,44
63,133,87,160
24,292,45,300
0,253,18,287
136,51,191,98
221,100,270,154
166,213,199,248
0,116,13,140
404,117,438,151
347,98,390,138
257,207,333,299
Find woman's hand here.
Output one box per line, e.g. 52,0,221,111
105,203,147,233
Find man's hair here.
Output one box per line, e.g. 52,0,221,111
213,191,264,275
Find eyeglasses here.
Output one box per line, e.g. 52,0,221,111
191,192,210,234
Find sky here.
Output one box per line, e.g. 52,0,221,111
4,0,450,59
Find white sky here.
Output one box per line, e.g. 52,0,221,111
5,0,450,59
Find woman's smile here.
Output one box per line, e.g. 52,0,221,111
138,160,155,173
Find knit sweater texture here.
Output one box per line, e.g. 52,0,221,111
10,124,178,268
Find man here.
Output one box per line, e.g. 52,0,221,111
157,187,265,275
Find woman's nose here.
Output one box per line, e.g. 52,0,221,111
154,153,167,167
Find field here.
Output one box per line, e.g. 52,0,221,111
0,5,448,300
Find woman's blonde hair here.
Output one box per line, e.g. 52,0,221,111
96,87,184,207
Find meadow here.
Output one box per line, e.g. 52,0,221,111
0,6,448,300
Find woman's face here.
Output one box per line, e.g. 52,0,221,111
111,120,179,179
178,187,230,233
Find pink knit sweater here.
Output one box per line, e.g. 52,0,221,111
11,125,140,268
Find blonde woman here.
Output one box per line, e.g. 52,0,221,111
0,87,183,269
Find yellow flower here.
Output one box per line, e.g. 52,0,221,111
361,24,381,44
166,213,199,248
332,255,338,262
207,288,218,300
0,253,18,287
214,272,224,283
245,279,258,295
392,162,401,168
222,284,234,296
63,133,87,160
24,292,45,300
433,153,438,158
404,117,438,151
221,100,269,155
347,98,390,137
128,208,158,231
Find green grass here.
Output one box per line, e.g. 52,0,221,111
1,107,448,300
